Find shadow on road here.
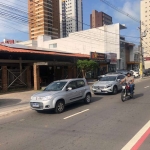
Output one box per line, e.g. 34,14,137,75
37,96,103,114
93,93,116,96
123,93,144,102
134,93,144,99
0,99,21,108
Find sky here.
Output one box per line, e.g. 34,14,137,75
0,0,141,44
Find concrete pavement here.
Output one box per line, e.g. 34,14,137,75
0,78,150,150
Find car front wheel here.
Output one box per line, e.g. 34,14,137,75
55,100,65,113
84,94,91,104
112,86,118,95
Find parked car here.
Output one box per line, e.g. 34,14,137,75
116,70,129,75
30,78,92,113
92,74,125,94
130,70,140,78
98,72,119,80
98,75,105,81
143,69,150,76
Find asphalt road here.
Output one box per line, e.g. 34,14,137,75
0,79,150,150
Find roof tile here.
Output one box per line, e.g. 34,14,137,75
0,44,89,58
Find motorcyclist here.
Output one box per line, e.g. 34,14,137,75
120,72,135,95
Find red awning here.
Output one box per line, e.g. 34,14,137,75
0,44,90,58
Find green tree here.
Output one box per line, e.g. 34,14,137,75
77,60,98,78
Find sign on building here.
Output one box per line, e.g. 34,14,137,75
90,52,107,62
106,53,117,64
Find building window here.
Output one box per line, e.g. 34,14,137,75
49,43,57,48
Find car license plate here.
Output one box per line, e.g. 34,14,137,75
97,89,101,92
32,103,39,108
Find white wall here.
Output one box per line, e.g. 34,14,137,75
17,40,37,47
38,23,121,58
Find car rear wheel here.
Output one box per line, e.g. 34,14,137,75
55,100,65,113
84,94,91,104
113,86,118,95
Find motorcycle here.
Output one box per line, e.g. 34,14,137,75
121,83,134,102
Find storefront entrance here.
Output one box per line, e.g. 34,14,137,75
39,66,69,86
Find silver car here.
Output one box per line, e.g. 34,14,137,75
30,78,91,113
92,74,125,94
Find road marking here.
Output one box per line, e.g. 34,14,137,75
19,119,25,122
121,120,150,150
63,109,89,120
144,86,149,88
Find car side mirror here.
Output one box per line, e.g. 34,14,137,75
67,87,72,91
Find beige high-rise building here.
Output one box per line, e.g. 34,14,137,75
141,0,150,69
28,0,60,40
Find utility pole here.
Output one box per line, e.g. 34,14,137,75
139,21,144,79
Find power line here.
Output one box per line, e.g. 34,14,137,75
0,20,28,34
100,0,140,23
100,0,150,32
17,0,140,39
0,0,140,47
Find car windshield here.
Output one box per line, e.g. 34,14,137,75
99,76,116,81
44,82,67,91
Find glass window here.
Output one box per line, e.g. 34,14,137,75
117,75,125,80
44,82,67,91
99,76,117,81
77,80,85,88
49,43,57,49
67,81,77,89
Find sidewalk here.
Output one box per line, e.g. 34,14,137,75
0,90,35,117
0,77,149,117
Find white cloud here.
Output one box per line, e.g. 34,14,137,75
114,0,140,24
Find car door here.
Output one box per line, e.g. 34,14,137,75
65,81,79,103
76,80,86,99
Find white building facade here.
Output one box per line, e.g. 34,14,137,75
59,0,83,38
141,0,150,69
19,24,135,70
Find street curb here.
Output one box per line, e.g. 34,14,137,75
0,106,30,117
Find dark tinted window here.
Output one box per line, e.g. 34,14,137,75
77,80,85,88
67,81,77,90
44,82,67,91
100,76,116,81
120,75,125,79
117,75,125,80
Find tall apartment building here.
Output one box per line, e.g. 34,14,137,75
28,0,60,40
90,10,112,28
59,0,83,38
141,0,150,69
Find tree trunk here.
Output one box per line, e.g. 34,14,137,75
82,70,85,78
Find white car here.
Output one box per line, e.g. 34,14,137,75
30,78,92,113
92,74,125,94
130,70,139,78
